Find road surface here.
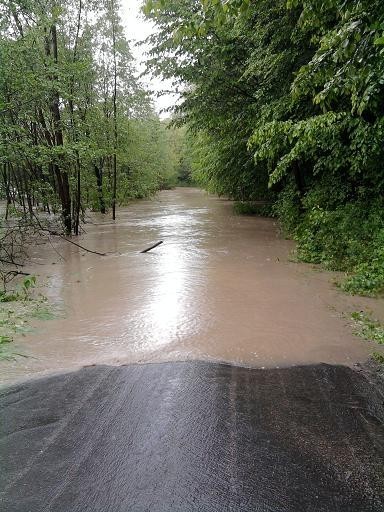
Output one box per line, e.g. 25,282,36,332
1,361,384,511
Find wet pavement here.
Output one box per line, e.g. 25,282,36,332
1,361,384,511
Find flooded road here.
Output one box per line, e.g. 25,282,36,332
2,189,384,511
1,188,381,383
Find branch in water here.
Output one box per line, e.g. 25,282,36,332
0,258,25,267
29,212,106,257
141,241,164,253
4,270,30,278
56,234,106,256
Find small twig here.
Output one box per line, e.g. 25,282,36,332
0,257,24,267
5,271,30,277
140,241,164,253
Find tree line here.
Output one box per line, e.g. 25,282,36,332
0,0,189,241
144,0,384,296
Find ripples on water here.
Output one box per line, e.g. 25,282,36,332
1,188,378,383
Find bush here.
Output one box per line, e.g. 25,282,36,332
342,235,384,296
272,182,302,235
234,201,274,217
275,184,384,296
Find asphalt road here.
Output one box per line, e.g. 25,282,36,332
1,362,384,511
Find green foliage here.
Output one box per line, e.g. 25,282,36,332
0,292,20,303
234,201,274,217
372,352,384,365
342,241,384,297
0,275,37,302
351,312,384,345
278,191,384,295
0,0,179,236
144,0,294,201
22,276,36,296
272,181,302,236
295,202,382,269
0,276,56,360
144,0,384,297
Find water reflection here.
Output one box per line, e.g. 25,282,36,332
146,246,187,346
0,188,380,384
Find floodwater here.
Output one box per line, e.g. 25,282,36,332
1,188,382,383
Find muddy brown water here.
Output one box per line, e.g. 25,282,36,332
1,188,383,383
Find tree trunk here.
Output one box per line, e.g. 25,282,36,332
111,0,118,221
2,164,12,220
46,23,72,234
74,157,81,235
94,163,106,214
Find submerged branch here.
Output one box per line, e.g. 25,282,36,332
141,241,164,253
30,212,106,257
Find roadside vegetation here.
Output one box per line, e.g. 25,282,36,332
0,0,193,282
351,311,384,365
144,0,384,297
0,0,174,235
0,275,55,360
351,311,384,346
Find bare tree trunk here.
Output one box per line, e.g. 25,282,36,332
2,164,12,220
69,0,83,236
111,0,118,221
45,22,72,234
94,163,106,214
74,156,81,235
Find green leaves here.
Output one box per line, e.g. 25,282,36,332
0,336,12,344
144,0,384,298
0,0,175,236
22,276,36,296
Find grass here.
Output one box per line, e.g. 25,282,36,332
350,311,384,366
0,276,56,361
372,352,384,364
351,311,384,345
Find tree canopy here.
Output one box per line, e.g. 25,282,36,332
0,0,181,236
144,0,384,295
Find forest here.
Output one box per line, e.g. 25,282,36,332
144,0,384,297
0,0,190,286
1,0,384,298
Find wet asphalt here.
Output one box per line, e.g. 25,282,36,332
1,361,384,511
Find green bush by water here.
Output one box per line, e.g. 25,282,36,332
275,185,384,296
234,201,274,217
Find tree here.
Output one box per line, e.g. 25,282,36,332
144,0,384,295
0,0,180,236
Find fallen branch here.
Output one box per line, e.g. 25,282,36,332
56,234,106,256
4,270,30,278
140,241,163,253
0,257,25,267
29,212,106,257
